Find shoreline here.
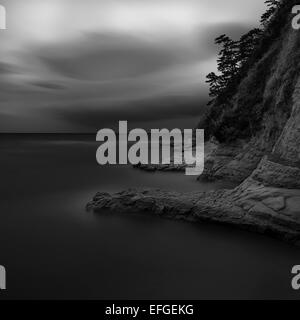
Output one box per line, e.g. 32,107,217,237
87,152,300,245
86,185,300,245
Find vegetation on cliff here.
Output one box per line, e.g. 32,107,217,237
201,0,300,143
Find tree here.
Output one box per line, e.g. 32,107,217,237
206,72,225,99
205,1,282,101
260,0,281,28
238,28,263,66
215,35,239,80
206,35,240,99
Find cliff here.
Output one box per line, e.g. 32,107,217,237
199,0,300,184
87,1,300,244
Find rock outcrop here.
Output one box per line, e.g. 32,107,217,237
87,1,300,244
87,157,300,244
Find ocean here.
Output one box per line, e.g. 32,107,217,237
0,134,299,299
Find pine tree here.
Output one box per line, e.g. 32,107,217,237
206,35,239,99
238,28,263,66
260,0,281,28
216,35,239,79
206,72,224,98
206,1,283,101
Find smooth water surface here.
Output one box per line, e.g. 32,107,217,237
0,135,299,299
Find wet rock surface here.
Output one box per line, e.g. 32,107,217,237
87,175,300,243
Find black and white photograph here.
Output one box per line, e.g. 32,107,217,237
0,0,300,304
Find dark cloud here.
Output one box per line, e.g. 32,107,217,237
49,94,208,130
30,81,67,90
0,62,20,75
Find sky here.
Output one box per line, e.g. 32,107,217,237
0,0,267,132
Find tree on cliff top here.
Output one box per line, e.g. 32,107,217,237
206,35,240,99
206,0,281,103
260,0,282,28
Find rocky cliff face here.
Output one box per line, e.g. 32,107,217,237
201,15,300,184
192,2,300,242
87,1,300,244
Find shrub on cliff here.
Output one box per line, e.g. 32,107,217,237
201,0,299,143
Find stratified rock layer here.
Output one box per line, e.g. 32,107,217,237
87,158,300,244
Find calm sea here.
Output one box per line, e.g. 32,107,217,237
0,134,299,299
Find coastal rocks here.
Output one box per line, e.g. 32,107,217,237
133,162,186,172
273,82,300,163
262,196,285,211
286,197,300,217
199,142,264,183
250,157,300,188
87,189,198,219
87,148,300,243
86,182,300,243
133,140,218,174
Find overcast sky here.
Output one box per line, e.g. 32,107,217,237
0,0,266,132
